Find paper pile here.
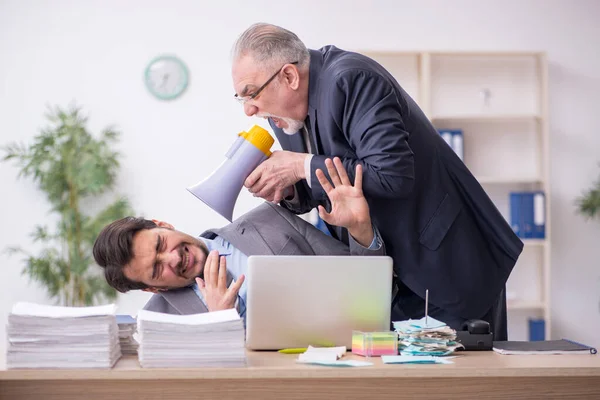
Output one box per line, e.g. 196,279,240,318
393,316,463,356
137,308,246,368
116,315,139,355
6,302,121,369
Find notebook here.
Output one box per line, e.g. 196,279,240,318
493,339,598,355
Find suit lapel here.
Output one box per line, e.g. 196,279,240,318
307,111,321,154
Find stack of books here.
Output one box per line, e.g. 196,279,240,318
137,308,246,368
393,316,463,356
6,302,121,369
116,315,139,355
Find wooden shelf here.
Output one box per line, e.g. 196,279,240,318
476,176,543,185
431,114,541,122
523,239,546,247
507,301,545,310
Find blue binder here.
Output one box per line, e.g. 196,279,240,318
528,318,546,341
509,192,546,239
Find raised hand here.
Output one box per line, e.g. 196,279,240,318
196,250,244,312
315,157,374,247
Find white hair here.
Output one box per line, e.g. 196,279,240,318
232,23,310,71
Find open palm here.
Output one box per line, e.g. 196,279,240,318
315,157,370,230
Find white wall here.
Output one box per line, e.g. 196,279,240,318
1,0,599,356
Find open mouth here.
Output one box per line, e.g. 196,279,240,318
180,246,190,276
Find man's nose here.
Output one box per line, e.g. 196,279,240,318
244,102,257,117
160,248,181,270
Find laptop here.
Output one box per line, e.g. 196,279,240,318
245,255,394,350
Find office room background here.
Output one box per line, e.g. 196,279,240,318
1,0,599,355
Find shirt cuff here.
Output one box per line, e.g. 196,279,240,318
367,226,383,250
304,154,314,188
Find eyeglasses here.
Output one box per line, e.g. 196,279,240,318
234,61,299,105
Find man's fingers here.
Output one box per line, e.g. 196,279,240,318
244,166,263,189
318,205,332,224
209,250,219,287
354,163,363,192
228,274,245,297
196,277,206,295
272,188,283,204
333,157,351,186
218,255,227,289
254,184,275,200
325,158,342,187
316,168,333,193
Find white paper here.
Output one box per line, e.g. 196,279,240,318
137,308,240,325
11,302,116,318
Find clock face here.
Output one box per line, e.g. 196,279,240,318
145,55,189,100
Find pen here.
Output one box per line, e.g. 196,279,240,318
278,348,308,354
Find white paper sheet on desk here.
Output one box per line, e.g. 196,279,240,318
11,302,117,318
297,345,347,362
297,359,373,367
381,355,455,364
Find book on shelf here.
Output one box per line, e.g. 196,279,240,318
510,191,546,239
437,129,464,161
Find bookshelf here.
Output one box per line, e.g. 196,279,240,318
360,50,551,341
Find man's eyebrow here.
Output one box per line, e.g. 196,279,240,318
151,234,162,280
239,84,257,97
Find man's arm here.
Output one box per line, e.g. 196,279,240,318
310,69,415,201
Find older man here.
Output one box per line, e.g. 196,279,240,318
230,23,523,339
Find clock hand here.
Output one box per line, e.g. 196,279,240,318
160,73,170,88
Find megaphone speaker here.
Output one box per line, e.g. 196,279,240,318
187,125,274,221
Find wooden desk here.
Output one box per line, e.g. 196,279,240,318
1,351,599,400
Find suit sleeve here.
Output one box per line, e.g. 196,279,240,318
309,69,415,202
270,203,385,257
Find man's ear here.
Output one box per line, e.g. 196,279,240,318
142,287,168,294
283,64,300,90
152,219,174,230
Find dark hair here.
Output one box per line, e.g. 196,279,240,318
93,217,157,293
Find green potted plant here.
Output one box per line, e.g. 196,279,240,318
2,105,133,306
577,167,600,221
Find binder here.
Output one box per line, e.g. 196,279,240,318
509,193,521,236
493,339,598,355
437,129,463,161
451,129,464,161
528,318,545,341
509,192,546,239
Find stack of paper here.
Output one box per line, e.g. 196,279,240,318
393,316,463,356
6,302,121,369
137,308,246,368
116,315,139,355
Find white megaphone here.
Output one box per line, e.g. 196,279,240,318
187,125,275,222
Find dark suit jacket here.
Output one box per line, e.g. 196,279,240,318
273,46,524,319
144,202,386,315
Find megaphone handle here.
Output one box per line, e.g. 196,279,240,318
224,136,245,159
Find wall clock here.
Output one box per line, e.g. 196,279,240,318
144,55,189,100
